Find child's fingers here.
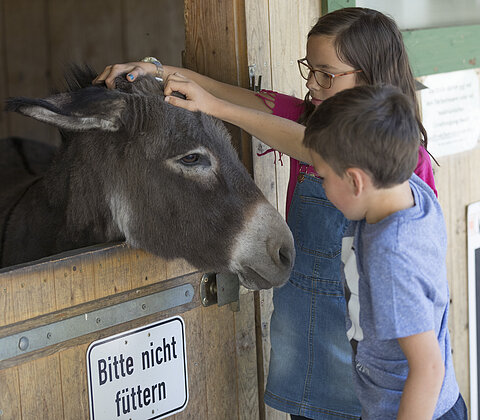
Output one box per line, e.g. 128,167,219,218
92,65,113,85
93,63,146,89
164,94,197,112
163,76,189,98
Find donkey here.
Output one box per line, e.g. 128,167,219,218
0,67,294,290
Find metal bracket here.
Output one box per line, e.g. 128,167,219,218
0,283,194,363
248,65,262,92
200,272,240,310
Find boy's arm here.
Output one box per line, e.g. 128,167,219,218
397,330,445,420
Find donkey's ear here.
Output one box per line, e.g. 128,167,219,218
5,88,126,132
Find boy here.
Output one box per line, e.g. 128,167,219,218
303,85,467,419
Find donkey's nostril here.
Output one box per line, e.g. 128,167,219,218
278,245,294,269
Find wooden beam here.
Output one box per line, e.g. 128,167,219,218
183,0,252,172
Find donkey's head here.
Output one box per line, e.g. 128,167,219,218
6,67,295,290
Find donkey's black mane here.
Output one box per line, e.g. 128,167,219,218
65,64,99,91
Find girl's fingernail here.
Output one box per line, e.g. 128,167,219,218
127,74,134,81
164,96,170,103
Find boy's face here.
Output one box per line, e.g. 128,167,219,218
310,151,365,221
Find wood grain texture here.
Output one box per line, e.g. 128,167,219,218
0,242,254,419
0,0,185,145
3,0,57,144
433,147,480,413
245,2,320,419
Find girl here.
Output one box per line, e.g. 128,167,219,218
95,8,437,420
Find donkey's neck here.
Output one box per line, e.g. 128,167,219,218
46,146,124,247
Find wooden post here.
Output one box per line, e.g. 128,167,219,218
183,0,252,173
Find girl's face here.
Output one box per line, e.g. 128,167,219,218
304,35,360,107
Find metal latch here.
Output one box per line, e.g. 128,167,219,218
200,272,240,311
248,65,262,92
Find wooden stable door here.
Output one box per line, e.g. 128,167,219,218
0,244,259,419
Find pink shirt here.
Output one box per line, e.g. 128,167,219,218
256,90,438,218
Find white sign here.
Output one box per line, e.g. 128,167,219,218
421,69,480,157
87,316,188,420
468,202,480,420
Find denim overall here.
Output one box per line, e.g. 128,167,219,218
264,168,362,419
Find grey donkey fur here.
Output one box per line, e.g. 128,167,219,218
0,66,294,290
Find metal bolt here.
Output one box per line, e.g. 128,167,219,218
18,336,29,351
185,290,190,297
202,297,208,305
141,303,147,310
96,317,101,324
46,332,52,340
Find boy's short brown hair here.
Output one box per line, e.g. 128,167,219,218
303,85,420,188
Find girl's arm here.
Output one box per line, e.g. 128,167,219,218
397,330,445,420
93,61,270,113
164,73,312,164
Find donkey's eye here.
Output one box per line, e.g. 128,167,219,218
180,154,200,165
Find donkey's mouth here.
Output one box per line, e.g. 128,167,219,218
237,266,272,290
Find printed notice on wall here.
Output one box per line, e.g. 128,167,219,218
421,69,480,157
87,316,188,420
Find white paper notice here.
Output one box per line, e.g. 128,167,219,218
421,69,480,157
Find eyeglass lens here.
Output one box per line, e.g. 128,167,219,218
298,61,331,88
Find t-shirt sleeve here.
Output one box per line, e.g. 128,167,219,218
414,147,437,197
367,237,435,340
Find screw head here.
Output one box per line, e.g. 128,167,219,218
18,336,29,351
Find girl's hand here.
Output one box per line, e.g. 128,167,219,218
163,73,220,115
93,62,155,89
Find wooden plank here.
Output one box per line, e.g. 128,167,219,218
183,3,260,419
245,2,320,419
53,251,97,311
202,304,239,419
244,2,278,419
10,262,57,324
3,0,57,144
46,0,123,87
18,354,63,419
92,245,132,298
59,344,90,420
173,307,208,420
123,0,185,66
236,289,260,420
0,2,8,138
0,366,21,419
404,25,480,77
430,146,480,414
184,0,250,158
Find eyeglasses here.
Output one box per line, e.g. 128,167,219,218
297,58,362,89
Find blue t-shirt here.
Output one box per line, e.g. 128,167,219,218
341,174,459,419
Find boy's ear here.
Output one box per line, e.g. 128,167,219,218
345,168,366,197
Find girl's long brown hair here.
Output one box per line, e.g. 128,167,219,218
299,7,429,150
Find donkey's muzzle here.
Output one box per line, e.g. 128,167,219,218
229,201,295,290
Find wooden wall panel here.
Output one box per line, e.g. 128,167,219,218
245,2,322,419
0,366,21,419
123,0,184,66
433,147,480,412
0,2,8,138
3,0,57,144
47,0,124,88
0,245,256,419
184,0,250,161
183,2,260,419
18,355,63,419
0,0,185,146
